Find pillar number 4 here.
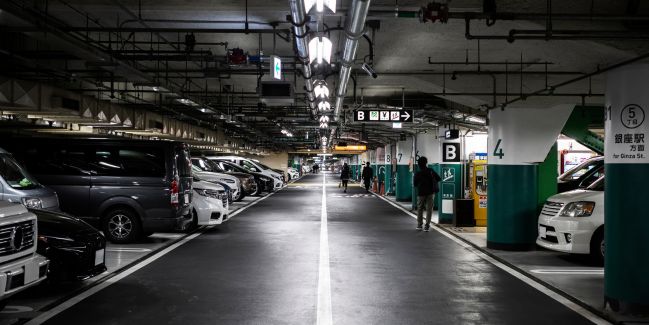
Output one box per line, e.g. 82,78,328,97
493,139,504,159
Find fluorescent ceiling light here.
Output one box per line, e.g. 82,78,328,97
320,122,328,129
318,101,331,112
308,37,332,65
319,116,330,123
304,0,336,13
313,81,329,99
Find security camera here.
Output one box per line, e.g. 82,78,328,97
362,63,378,79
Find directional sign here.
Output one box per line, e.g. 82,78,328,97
353,110,413,123
271,55,282,80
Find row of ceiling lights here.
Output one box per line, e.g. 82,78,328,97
301,0,336,149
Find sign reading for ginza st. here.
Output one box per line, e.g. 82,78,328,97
606,103,648,163
353,110,413,123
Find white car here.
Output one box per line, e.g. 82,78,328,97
209,156,284,190
287,167,300,181
191,165,242,202
191,178,229,226
537,176,605,263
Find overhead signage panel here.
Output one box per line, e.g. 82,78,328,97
353,110,413,123
334,145,367,151
271,55,282,80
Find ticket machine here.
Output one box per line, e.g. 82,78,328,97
469,157,488,226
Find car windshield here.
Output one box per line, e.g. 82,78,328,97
192,158,212,171
205,160,225,172
559,158,602,181
240,160,261,172
587,177,605,191
220,161,248,173
0,154,41,190
254,161,272,170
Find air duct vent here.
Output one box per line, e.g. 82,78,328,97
259,81,294,106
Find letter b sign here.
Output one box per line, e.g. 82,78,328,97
442,143,461,163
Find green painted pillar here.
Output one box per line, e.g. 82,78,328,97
395,137,413,201
439,163,462,224
604,65,649,312
486,105,573,251
537,143,558,209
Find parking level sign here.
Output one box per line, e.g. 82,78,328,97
354,110,414,123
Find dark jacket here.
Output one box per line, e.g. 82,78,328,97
340,166,350,180
362,166,373,181
414,167,441,196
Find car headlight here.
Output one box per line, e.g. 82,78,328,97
272,175,281,180
559,201,595,217
22,197,42,209
38,235,75,245
220,178,236,184
194,188,208,197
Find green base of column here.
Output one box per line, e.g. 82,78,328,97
605,164,649,310
384,165,393,194
395,165,412,202
487,164,539,251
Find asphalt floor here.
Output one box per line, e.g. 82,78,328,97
41,173,597,325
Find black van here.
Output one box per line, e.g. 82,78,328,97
0,137,193,243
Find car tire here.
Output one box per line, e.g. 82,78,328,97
253,182,262,196
186,209,199,232
589,228,605,265
233,187,244,202
102,208,142,244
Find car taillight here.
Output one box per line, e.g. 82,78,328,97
170,179,179,207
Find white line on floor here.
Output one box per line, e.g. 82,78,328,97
25,191,280,325
317,173,333,325
531,269,604,275
372,193,611,325
105,248,152,253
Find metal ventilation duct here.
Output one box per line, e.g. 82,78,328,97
334,0,371,122
289,0,318,118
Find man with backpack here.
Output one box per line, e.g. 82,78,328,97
413,156,441,232
361,162,373,192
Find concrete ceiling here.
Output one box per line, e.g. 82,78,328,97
1,0,648,150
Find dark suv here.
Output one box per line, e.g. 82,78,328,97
0,137,193,243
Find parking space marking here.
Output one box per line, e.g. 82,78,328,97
372,193,611,325
317,174,333,325
25,191,280,325
105,248,152,253
531,269,604,275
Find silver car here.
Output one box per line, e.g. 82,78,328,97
0,147,59,210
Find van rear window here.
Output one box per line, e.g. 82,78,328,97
91,147,165,177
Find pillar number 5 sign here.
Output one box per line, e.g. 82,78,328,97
606,66,649,164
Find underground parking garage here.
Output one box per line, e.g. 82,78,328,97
0,0,648,324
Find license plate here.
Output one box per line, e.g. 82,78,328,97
539,226,547,238
184,193,190,203
95,249,105,266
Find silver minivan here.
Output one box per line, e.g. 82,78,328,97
0,147,59,210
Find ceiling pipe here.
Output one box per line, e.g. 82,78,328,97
334,0,371,122
288,0,317,118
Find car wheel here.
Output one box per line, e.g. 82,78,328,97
237,186,246,201
253,182,262,196
589,228,605,265
233,187,243,202
186,209,198,232
102,208,142,244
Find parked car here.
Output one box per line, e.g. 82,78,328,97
210,156,284,190
209,160,273,195
537,176,605,264
0,137,193,243
191,157,257,197
191,165,240,202
31,208,107,281
0,201,49,308
0,147,59,210
190,177,229,227
287,167,300,181
557,156,603,193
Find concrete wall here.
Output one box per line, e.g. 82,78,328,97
254,152,289,171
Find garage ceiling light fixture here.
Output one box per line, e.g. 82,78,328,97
304,0,336,13
320,122,328,129
308,37,332,65
318,100,331,112
313,81,330,99
319,116,330,123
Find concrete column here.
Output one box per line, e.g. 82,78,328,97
414,132,440,208
395,137,414,201
384,144,395,194
604,65,649,312
376,147,386,192
487,105,573,250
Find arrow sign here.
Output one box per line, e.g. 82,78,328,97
354,110,414,123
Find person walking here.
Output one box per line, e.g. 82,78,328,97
413,156,441,232
340,163,350,193
361,162,373,192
